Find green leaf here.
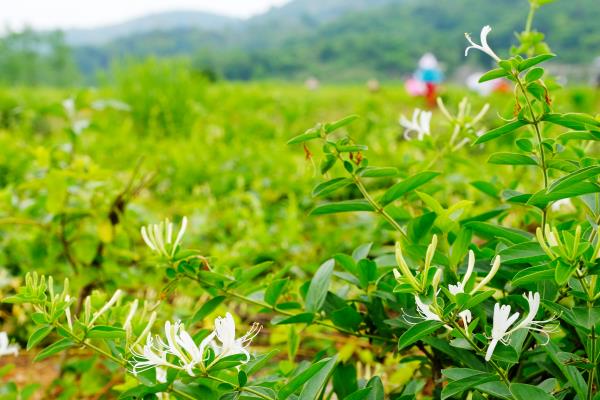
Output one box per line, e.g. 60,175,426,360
479,68,509,83
190,296,225,324
27,325,54,351
208,353,247,371
310,200,374,215
287,128,321,144
398,320,443,350
345,377,384,400
87,325,126,340
358,167,400,178
305,259,334,312
542,113,600,130
278,358,331,399
463,290,495,309
525,67,544,82
464,221,532,244
352,243,372,261
555,260,576,285
499,242,548,264
470,181,500,199
488,152,537,166
330,307,362,331
324,115,359,133
548,166,600,193
312,178,353,197
298,356,338,400
474,120,527,144
512,265,555,287
558,130,600,142
527,182,600,208
510,383,555,400
442,369,510,399
517,54,555,71
449,229,472,268
34,338,75,361
380,171,440,206
442,372,499,400
273,313,315,325
320,155,336,174
533,333,588,400
237,370,247,387
265,279,289,306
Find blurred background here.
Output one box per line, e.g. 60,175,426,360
2,0,600,86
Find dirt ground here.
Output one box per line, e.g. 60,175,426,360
0,354,61,399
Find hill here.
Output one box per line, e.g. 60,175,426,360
64,11,238,46
71,0,600,81
2,0,599,84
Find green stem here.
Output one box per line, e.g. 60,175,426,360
514,74,549,229
448,321,512,390
588,326,596,400
351,174,408,241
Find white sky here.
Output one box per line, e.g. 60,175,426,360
2,0,290,30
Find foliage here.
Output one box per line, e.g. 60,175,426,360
0,1,600,398
0,29,80,87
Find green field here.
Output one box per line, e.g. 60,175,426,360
1,49,600,399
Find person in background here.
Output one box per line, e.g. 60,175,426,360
405,53,443,107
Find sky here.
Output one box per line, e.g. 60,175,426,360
2,0,290,30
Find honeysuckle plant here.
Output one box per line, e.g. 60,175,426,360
3,0,599,399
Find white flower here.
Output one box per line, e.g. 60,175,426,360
413,296,441,322
0,332,19,357
131,320,214,377
211,312,261,362
449,250,476,335
399,109,432,141
141,217,188,259
160,320,214,376
156,366,167,383
485,303,520,361
465,25,501,62
485,292,555,361
472,255,501,293
130,334,177,375
88,289,123,326
449,250,475,295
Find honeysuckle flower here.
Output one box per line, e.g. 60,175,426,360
393,242,422,292
89,289,123,326
485,292,555,361
141,217,188,259
465,25,501,62
399,109,432,141
131,320,214,377
413,296,441,322
159,320,214,376
449,250,475,295
211,312,262,362
0,332,19,357
485,303,520,361
130,334,178,375
64,295,73,331
449,250,476,335
472,255,501,293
